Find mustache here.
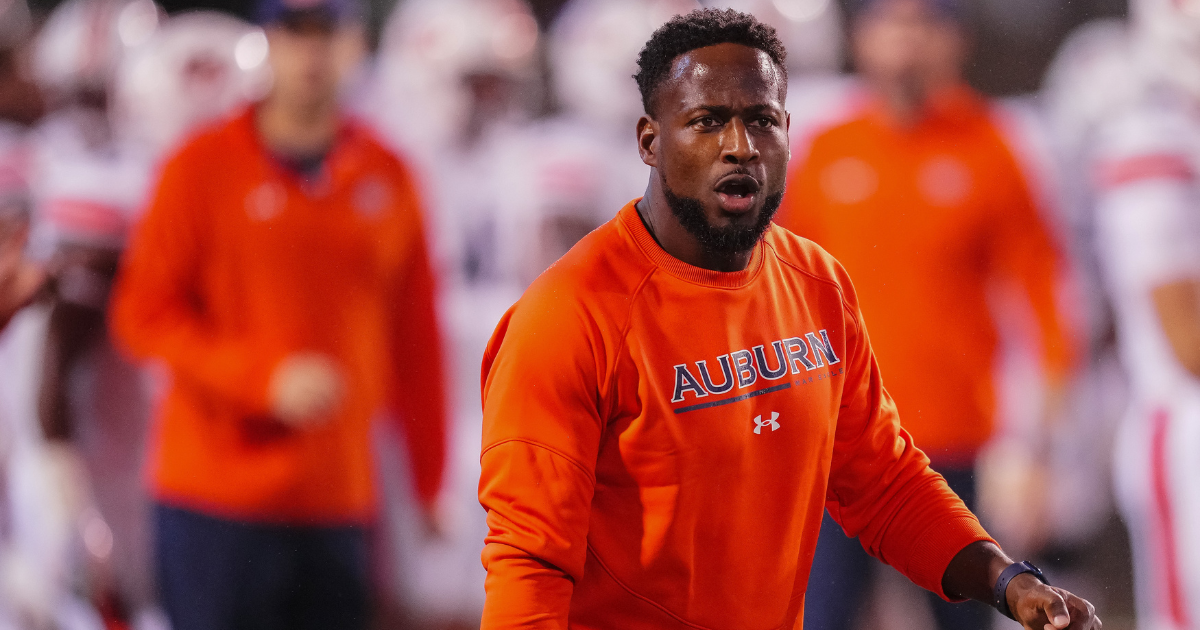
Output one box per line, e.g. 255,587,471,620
661,177,784,257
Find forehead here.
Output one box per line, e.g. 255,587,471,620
659,43,785,113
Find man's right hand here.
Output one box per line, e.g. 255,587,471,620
269,353,346,426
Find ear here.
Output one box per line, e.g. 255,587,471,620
636,115,659,168
785,110,792,163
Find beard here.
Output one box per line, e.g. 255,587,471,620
662,179,783,257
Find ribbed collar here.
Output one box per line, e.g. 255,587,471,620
232,105,365,186
618,199,765,290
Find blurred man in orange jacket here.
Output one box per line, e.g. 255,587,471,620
110,1,447,628
775,1,1075,628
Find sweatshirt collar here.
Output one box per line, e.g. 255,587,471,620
619,199,765,289
865,83,984,132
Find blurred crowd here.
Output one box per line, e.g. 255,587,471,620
0,0,1195,629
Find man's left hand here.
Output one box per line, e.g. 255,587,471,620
1008,573,1101,630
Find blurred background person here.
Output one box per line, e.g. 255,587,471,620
0,132,41,334
362,1,540,624
0,105,76,630
4,1,163,628
32,5,273,629
109,1,448,629
775,0,1079,628
26,3,161,627
0,0,44,127
485,0,696,288
0,0,42,329
369,0,541,281
1049,0,1200,627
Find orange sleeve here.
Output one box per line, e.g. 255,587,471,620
826,295,996,600
989,151,1076,380
388,180,447,511
109,148,280,414
477,292,608,629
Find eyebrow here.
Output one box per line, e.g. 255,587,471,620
685,103,783,116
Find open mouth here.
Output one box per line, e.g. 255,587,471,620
714,174,761,212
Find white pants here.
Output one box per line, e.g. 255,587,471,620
1114,386,1200,630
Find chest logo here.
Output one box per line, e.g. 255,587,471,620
245,181,285,222
753,412,781,434
671,330,841,404
918,156,972,206
353,176,391,219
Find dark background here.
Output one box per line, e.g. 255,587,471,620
23,0,1127,97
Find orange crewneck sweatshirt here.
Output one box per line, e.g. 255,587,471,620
478,200,995,629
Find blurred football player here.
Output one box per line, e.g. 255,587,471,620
1034,18,1137,560
0,118,101,630
0,128,40,331
776,0,1078,628
1072,0,1200,627
35,9,270,628
479,0,699,288
22,1,167,627
110,0,448,627
371,0,538,158
362,0,541,622
369,0,541,283
0,0,43,126
110,11,271,161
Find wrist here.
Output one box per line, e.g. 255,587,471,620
994,560,1048,619
942,541,1012,603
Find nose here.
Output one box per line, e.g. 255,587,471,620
720,118,759,165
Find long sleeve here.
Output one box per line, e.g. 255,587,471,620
825,298,995,600
477,290,608,630
110,148,280,414
990,149,1077,379
388,191,448,510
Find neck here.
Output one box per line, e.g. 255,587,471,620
875,77,927,127
636,174,755,273
873,73,960,128
256,91,338,156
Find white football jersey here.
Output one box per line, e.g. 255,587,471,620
27,107,150,259
1091,86,1200,398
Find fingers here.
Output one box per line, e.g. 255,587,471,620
1063,590,1101,630
1043,589,1071,629
1014,582,1101,630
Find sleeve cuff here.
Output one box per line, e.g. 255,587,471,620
899,515,996,602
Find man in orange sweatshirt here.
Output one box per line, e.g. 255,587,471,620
774,1,1075,628
110,1,446,628
478,8,1097,630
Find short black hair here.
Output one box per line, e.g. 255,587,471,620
634,8,788,117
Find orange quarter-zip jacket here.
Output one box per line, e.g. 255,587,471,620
111,108,446,524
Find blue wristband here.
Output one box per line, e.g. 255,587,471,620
993,561,1048,620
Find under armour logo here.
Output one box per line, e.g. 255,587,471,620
753,412,780,434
